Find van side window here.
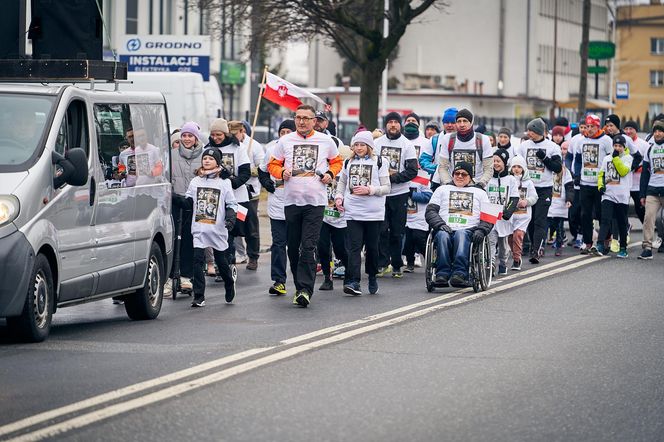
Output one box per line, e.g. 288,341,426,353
128,104,170,183
55,100,89,156
94,104,132,188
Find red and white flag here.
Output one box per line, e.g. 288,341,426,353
411,169,431,187
263,72,326,111
479,202,503,224
236,205,248,222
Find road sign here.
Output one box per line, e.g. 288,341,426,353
584,41,616,60
616,82,629,100
220,61,246,85
588,65,608,74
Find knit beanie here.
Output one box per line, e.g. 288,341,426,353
278,119,296,133
404,112,420,125
372,128,384,139
498,127,512,138
180,121,202,141
453,161,474,178
241,120,252,136
425,120,441,133
351,130,375,150
202,147,221,165
585,114,601,127
526,118,546,136
493,149,509,169
554,117,569,128
209,118,229,134
170,132,180,145
442,107,458,124
605,114,621,129
228,120,244,134
612,135,626,147
384,111,402,127
653,123,664,133
551,126,566,138
404,122,420,140
456,108,473,123
623,120,639,131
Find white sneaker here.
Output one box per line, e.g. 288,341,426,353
180,277,193,291
163,280,172,298
414,254,423,268
653,237,663,249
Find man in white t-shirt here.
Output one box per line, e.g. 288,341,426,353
623,120,648,224
268,104,343,307
425,162,494,288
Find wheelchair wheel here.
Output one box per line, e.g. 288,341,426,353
478,236,493,291
424,231,436,292
469,242,481,293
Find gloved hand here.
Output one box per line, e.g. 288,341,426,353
573,175,581,187
612,149,620,158
220,169,231,180
440,223,453,235
535,149,546,160
472,229,485,244
599,184,606,195
224,208,236,231
263,180,275,193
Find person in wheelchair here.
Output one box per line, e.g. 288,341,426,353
425,161,494,287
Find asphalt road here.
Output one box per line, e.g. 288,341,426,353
1,237,663,441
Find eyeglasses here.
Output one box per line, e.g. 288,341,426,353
453,171,470,177
294,116,315,122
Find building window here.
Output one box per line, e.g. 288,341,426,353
651,70,664,87
126,0,138,34
650,103,663,117
652,38,664,55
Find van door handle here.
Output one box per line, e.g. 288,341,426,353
89,176,96,206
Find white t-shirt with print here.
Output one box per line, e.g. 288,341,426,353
241,137,265,199
571,133,613,186
118,143,162,187
186,175,236,251
374,134,417,196
408,134,429,168
600,154,633,205
436,132,494,183
547,167,573,218
271,130,340,207
487,174,519,237
428,184,490,230
217,143,251,203
511,177,537,232
629,136,650,192
338,156,389,221
406,182,431,232
261,142,285,221
644,140,664,189
323,176,346,228
515,139,562,188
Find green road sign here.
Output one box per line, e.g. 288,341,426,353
584,41,616,60
220,61,246,85
588,65,608,74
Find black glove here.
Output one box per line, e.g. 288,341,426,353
220,169,231,180
612,150,620,158
599,184,606,195
440,224,453,235
473,182,485,190
535,149,546,160
224,208,237,231
472,229,485,244
263,180,275,193
573,175,581,186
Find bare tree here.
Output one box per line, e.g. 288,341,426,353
195,0,446,129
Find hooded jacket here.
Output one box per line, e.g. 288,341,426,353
509,155,539,209
172,143,203,196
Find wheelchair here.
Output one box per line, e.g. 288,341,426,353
424,229,493,293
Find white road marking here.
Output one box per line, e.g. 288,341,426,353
3,251,613,441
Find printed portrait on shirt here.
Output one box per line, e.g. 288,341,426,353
526,149,544,172
348,163,373,194
606,161,621,184
652,155,664,174
582,144,599,169
414,145,421,159
487,184,508,205
326,177,338,206
552,173,562,197
448,190,473,217
380,146,402,175
406,196,417,214
515,187,528,214
194,187,220,225
221,153,235,177
452,151,476,176
292,144,319,177
126,154,137,175
135,152,151,176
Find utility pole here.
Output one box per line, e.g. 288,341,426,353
550,0,558,121
578,0,591,120
380,0,389,125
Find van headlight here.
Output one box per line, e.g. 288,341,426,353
0,195,19,227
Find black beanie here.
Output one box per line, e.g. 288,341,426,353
202,147,221,166
623,120,638,131
456,108,473,123
613,135,626,147
554,117,569,127
384,111,402,127
493,149,509,168
605,114,621,129
453,161,474,178
278,119,296,133
404,112,420,125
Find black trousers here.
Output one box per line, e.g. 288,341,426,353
193,247,233,299
378,192,409,271
228,200,260,262
318,222,348,278
270,219,288,284
346,220,382,284
630,191,645,223
568,189,582,238
598,200,628,249
403,227,428,265
527,186,552,255
579,185,602,245
173,208,193,278
285,204,325,295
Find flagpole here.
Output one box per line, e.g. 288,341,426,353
248,65,268,155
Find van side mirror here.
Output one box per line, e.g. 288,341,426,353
52,148,88,188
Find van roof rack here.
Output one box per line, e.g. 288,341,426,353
0,59,127,82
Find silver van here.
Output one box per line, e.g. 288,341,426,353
0,83,173,341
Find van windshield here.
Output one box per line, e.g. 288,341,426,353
0,93,55,169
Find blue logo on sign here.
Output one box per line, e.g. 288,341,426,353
126,38,141,52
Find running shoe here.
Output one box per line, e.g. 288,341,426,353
191,297,206,308
318,278,333,291
343,282,362,296
610,239,620,253
368,276,379,294
376,265,392,277
511,259,522,271
616,248,628,259
293,290,310,307
403,265,415,273
638,249,653,260
269,282,287,296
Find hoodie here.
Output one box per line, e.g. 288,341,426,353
509,155,539,227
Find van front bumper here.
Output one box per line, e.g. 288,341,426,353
0,230,35,317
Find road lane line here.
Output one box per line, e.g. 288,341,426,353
5,252,610,442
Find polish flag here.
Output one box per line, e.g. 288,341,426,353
411,169,431,186
263,72,326,111
236,205,248,222
479,202,503,224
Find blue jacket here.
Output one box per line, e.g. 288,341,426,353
418,134,439,175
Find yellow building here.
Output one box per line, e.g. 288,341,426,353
614,3,664,129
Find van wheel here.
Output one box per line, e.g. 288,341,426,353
7,254,54,342
125,242,164,320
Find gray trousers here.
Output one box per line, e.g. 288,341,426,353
489,229,510,268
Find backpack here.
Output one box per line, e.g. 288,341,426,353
446,132,484,159
343,155,382,170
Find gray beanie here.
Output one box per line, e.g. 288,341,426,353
527,118,546,136
498,127,512,138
